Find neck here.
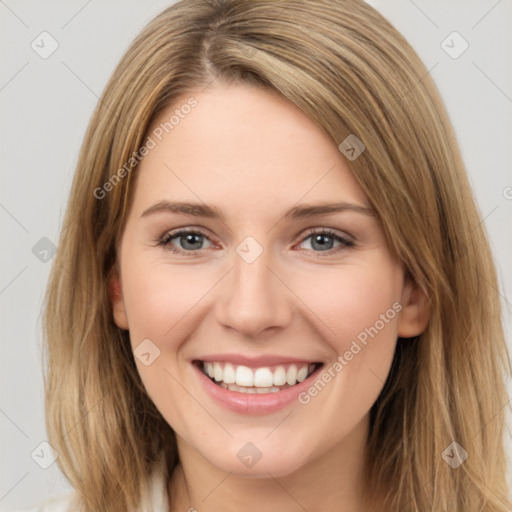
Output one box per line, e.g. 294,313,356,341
168,415,373,512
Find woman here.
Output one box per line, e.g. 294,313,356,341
23,0,511,510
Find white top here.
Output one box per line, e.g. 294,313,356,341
11,466,169,512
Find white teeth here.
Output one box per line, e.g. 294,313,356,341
201,361,318,391
235,365,254,387
286,365,297,385
222,383,284,394
253,367,273,387
223,363,236,384
272,366,287,386
213,362,223,382
296,366,309,382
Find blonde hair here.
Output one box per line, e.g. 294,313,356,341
42,0,511,510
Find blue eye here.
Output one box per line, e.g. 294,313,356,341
298,228,354,254
158,229,212,254
157,227,354,256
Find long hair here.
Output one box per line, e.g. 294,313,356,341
42,0,511,510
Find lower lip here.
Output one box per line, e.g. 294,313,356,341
193,362,323,415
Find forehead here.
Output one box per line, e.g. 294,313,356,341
133,82,369,216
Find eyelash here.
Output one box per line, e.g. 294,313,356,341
157,227,355,256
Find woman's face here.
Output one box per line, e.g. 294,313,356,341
111,81,426,478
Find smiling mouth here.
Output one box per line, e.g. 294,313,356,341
195,361,323,394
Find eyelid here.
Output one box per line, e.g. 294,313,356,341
160,226,208,239
159,226,218,248
157,226,355,256
294,227,355,254
298,226,355,244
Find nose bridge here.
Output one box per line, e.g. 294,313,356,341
215,235,292,336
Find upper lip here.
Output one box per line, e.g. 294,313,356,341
194,354,323,368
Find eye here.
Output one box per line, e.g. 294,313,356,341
157,227,354,257
157,228,214,255
297,228,354,254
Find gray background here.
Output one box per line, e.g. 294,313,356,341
1,0,511,509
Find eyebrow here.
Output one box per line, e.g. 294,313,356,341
141,200,375,220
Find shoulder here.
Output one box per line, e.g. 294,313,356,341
10,490,78,512
10,460,168,512
11,468,169,512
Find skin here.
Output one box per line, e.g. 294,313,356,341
110,81,429,511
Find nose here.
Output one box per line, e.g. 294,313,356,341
214,243,293,338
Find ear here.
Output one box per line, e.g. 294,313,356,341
397,275,430,338
108,266,129,330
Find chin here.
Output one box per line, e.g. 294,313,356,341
199,439,313,479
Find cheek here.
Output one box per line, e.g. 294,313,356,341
293,261,402,354
119,258,210,410
121,257,211,344
291,264,401,443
